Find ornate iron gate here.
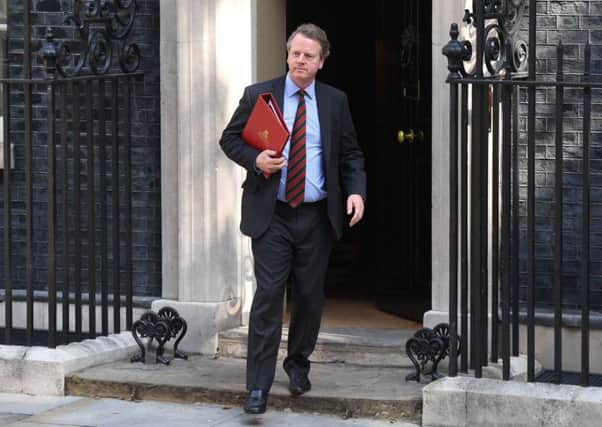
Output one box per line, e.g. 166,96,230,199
444,0,602,385
1,0,142,347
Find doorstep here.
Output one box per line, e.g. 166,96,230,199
219,326,416,367
65,354,424,423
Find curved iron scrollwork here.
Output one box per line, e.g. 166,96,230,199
40,0,140,77
131,306,188,365
156,306,188,360
405,323,461,383
460,0,527,76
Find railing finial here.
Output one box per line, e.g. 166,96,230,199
41,26,59,79
442,23,468,81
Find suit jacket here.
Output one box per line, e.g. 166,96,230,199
219,76,366,240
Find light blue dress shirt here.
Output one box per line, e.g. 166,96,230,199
277,74,327,203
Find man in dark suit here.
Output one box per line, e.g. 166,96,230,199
219,23,366,415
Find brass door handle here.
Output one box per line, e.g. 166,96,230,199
397,129,414,144
397,129,424,144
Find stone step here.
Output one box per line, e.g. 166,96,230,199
219,326,416,368
65,355,423,423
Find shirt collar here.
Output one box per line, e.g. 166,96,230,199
285,73,315,100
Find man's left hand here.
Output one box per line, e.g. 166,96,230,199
346,194,365,227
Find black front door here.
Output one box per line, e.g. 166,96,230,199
287,0,432,323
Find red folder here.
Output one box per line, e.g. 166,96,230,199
241,92,290,178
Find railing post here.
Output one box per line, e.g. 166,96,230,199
24,0,34,346
2,36,10,346
41,27,59,348
553,42,565,384
60,81,69,344
470,0,486,378
501,39,513,381
460,82,469,373
491,80,500,364
111,77,121,333
442,22,467,377
581,43,592,387
87,79,96,339
125,77,133,329
526,0,537,383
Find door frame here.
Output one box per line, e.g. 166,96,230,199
426,0,471,327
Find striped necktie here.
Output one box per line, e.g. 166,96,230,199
286,90,306,208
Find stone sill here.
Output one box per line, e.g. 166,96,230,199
0,332,137,395
423,375,602,427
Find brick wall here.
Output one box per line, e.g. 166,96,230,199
520,0,602,308
1,0,161,297
4,1,598,311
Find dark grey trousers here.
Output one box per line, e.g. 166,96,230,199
246,200,334,392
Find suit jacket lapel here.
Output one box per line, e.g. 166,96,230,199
271,77,286,114
316,81,331,168
262,76,286,184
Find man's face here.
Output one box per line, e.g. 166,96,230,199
287,34,324,88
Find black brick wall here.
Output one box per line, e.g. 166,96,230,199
520,1,602,308
1,0,161,297
4,1,598,311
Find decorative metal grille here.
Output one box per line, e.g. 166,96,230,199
50,0,141,76
460,0,527,76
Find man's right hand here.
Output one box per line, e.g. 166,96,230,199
255,150,287,175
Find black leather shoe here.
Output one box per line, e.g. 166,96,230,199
288,371,311,395
243,389,268,414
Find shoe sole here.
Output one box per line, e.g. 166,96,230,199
289,386,311,396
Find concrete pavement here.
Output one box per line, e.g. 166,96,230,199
0,392,420,427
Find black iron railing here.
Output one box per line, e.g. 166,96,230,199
444,0,602,386
0,0,142,348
